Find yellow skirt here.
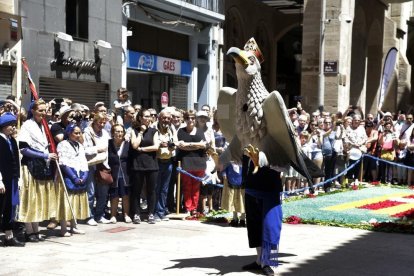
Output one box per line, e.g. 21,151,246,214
55,184,89,221
18,166,58,222
18,166,89,222
220,178,245,213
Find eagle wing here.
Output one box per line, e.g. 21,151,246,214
262,91,323,185
216,87,237,143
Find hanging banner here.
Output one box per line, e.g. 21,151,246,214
378,47,398,111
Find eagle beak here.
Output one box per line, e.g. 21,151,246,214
227,47,250,67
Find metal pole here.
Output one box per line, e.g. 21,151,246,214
318,0,326,108
176,161,181,215
55,160,77,225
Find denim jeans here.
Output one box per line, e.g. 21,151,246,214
155,160,173,218
86,166,96,218
86,165,110,220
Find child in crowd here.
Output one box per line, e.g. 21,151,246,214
113,88,131,124
221,161,245,227
201,154,220,214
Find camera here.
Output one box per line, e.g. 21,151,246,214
71,111,83,123
167,141,175,148
294,96,303,101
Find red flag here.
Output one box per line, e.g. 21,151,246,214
21,58,57,154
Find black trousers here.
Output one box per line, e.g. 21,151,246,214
0,189,13,231
323,154,337,188
131,171,158,216
167,159,178,212
245,193,263,248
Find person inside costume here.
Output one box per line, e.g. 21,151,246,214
240,153,282,276
0,112,24,247
57,123,89,236
18,99,58,242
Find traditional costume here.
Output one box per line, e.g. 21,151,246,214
0,113,24,246
18,117,58,223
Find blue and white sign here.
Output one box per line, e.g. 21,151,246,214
127,50,191,77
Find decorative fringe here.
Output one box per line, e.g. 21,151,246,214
261,242,279,267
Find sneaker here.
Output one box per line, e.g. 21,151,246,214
133,215,141,224
70,228,85,235
154,216,161,223
87,218,98,226
97,217,111,224
124,215,132,223
148,214,156,224
262,265,274,276
160,216,169,221
109,216,117,224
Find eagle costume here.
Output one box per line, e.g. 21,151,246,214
216,38,323,270
217,37,321,183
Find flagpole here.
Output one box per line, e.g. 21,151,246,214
21,58,77,225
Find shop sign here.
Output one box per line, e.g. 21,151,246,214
127,50,191,77
50,57,98,74
0,48,18,65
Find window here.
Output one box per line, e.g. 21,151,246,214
66,0,88,40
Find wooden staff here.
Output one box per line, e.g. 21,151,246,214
176,161,181,215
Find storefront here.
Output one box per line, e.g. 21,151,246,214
0,11,21,100
126,50,191,110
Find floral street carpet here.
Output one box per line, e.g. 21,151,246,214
283,187,414,225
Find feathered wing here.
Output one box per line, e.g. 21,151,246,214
216,87,237,142
262,91,324,185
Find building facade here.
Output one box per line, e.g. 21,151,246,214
18,0,123,109
123,0,224,111
0,0,22,101
223,0,414,115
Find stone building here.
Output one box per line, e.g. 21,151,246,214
0,0,22,101
17,0,123,109
223,0,414,115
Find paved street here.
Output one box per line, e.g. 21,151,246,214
1,219,414,276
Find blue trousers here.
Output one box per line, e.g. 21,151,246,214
155,160,173,218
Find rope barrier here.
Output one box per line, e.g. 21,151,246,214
176,154,414,196
176,167,224,188
282,154,414,197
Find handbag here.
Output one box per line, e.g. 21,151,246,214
27,158,54,180
94,163,113,185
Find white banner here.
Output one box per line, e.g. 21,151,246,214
157,56,181,75
378,47,398,111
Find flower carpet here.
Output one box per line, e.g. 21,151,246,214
283,186,414,232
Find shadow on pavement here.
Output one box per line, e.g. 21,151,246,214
283,231,414,276
166,253,295,275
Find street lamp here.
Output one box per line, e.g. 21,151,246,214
94,40,112,49
54,32,73,42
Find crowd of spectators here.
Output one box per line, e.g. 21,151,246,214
1,89,414,246
285,102,414,195
0,88,245,246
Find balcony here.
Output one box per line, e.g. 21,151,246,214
183,0,224,14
